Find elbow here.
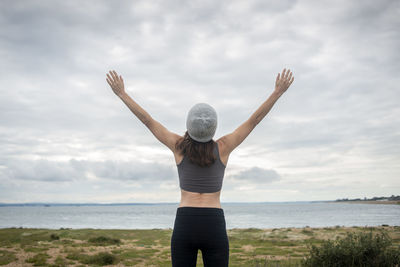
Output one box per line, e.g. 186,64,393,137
248,118,259,128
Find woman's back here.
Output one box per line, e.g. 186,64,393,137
177,141,226,193
175,139,228,208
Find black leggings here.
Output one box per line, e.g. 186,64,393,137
171,207,229,267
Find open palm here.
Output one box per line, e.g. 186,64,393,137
106,70,125,97
274,68,294,95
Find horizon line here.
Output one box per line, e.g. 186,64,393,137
0,200,341,205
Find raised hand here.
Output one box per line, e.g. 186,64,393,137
106,70,125,97
274,68,294,96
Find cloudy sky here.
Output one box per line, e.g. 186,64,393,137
1,0,399,204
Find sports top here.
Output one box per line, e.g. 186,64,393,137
177,142,226,193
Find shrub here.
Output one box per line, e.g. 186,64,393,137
66,251,119,266
82,252,119,265
301,230,400,267
87,236,121,245
50,233,60,240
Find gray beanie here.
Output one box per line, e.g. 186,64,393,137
186,103,217,142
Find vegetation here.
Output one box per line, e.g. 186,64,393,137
25,252,51,265
66,250,119,265
0,249,16,265
87,235,121,245
301,230,400,267
336,194,400,202
0,226,398,266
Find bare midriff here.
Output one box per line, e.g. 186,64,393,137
179,189,222,209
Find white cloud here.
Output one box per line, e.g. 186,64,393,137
0,0,399,203
1,158,176,182
231,167,281,184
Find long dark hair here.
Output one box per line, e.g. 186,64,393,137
175,131,216,167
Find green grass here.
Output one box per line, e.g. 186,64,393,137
249,257,303,267
300,229,314,236
87,235,121,246
25,252,51,266
65,250,119,265
0,249,17,265
0,226,398,266
23,246,49,252
51,255,68,266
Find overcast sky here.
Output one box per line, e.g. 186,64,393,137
1,0,399,203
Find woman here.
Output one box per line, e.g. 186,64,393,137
106,68,294,267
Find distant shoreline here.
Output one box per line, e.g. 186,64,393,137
1,200,399,207
329,200,400,205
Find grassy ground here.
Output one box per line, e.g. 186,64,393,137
0,225,399,266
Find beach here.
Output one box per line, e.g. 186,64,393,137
1,225,399,266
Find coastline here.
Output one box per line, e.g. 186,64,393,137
0,225,399,266
328,200,400,205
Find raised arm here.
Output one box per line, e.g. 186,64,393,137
106,70,181,152
217,68,294,158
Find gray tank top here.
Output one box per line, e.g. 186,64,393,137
177,142,226,193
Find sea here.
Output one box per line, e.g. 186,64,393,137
0,202,399,230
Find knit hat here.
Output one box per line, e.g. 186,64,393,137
186,103,217,142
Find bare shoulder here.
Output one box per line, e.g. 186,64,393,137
171,132,183,142
216,138,230,166
216,137,230,158
171,133,183,151
172,134,184,165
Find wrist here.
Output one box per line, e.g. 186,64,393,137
117,91,128,98
271,90,283,99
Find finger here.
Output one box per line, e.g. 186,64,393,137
288,70,293,81
282,68,286,79
113,70,120,82
290,76,294,84
108,72,115,82
287,71,292,80
276,73,280,83
110,70,118,82
110,70,117,81
285,69,290,80
120,75,123,82
106,75,113,85
106,73,113,83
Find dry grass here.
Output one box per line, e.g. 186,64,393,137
0,225,398,266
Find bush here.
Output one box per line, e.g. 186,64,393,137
87,236,121,245
301,230,400,267
66,251,119,266
50,233,60,240
83,252,118,265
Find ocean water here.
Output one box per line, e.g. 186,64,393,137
0,202,399,229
